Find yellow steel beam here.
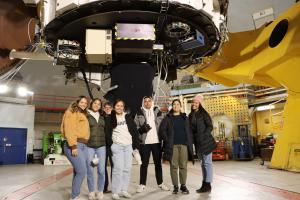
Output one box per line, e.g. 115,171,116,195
270,92,300,172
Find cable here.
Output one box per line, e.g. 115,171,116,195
27,18,34,44
0,64,23,81
153,53,161,104
79,67,94,99
153,52,170,106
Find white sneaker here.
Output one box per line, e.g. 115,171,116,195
136,184,146,193
112,193,120,200
159,183,170,191
88,192,96,200
96,192,104,200
70,196,82,200
120,191,132,198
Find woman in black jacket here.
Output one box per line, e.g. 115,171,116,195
86,98,109,200
106,99,139,200
160,99,194,195
189,95,216,193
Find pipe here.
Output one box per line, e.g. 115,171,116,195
40,0,57,32
255,89,287,97
80,67,94,99
175,88,254,98
9,49,53,61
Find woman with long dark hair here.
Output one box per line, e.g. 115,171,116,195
86,98,109,200
61,96,90,200
189,94,216,193
106,99,139,200
160,99,194,195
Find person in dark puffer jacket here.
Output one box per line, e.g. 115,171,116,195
189,94,216,193
86,98,109,200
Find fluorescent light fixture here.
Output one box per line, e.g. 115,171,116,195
17,87,33,97
0,84,8,94
257,105,275,111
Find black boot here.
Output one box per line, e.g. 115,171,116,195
173,185,179,194
196,182,211,193
180,184,190,194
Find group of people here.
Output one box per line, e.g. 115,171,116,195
61,94,216,200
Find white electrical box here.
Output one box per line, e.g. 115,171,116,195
56,0,90,14
169,0,202,10
56,0,78,14
85,29,112,64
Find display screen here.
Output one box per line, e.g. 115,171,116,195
115,23,155,40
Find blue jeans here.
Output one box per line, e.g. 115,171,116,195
198,153,213,183
86,146,106,192
64,142,88,199
111,144,133,194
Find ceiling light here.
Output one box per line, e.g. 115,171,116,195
17,87,29,97
0,84,8,94
257,105,275,111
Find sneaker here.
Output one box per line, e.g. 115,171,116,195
180,184,190,194
137,184,146,193
112,193,120,200
88,192,96,200
120,191,132,198
96,192,104,199
158,183,170,191
172,185,179,194
196,182,212,193
70,196,82,200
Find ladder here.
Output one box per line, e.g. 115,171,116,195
160,0,169,13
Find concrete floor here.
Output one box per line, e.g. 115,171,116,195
0,159,300,200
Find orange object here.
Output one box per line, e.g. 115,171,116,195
212,141,227,161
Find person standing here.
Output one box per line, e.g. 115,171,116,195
103,102,113,193
189,94,216,193
134,96,169,193
103,102,113,116
106,100,140,200
61,96,90,200
86,98,109,200
159,99,194,195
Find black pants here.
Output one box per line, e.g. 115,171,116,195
104,151,113,191
139,143,163,185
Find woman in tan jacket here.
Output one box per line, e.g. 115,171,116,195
61,96,90,200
